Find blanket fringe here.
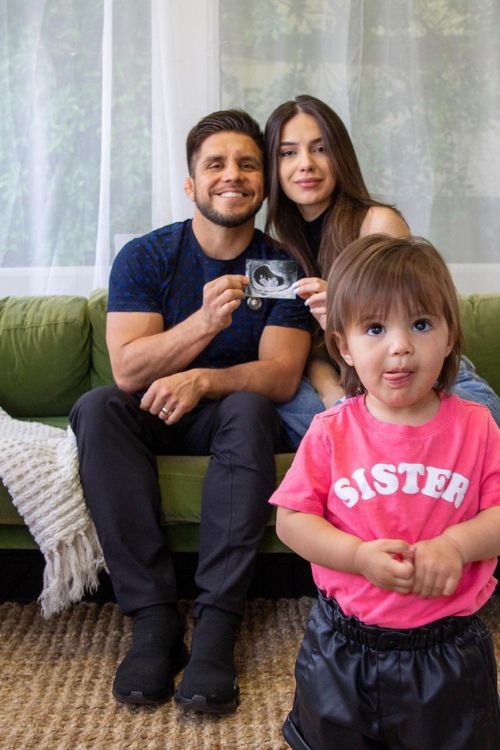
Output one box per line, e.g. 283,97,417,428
40,525,104,617
0,408,105,617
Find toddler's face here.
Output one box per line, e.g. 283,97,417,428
337,306,453,425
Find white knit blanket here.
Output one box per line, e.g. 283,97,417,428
0,407,104,617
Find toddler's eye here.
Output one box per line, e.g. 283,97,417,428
413,319,432,332
366,323,384,336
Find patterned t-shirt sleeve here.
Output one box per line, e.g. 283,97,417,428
266,295,313,332
107,236,164,313
479,412,500,510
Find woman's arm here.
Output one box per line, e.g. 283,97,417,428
306,358,344,408
360,206,410,238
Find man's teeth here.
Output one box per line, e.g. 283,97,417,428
220,191,244,197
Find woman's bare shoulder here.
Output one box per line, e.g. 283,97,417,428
360,205,410,238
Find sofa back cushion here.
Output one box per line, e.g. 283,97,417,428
459,295,500,395
86,292,500,396
88,289,115,388
0,295,91,417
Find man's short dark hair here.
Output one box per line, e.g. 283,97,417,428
186,109,264,175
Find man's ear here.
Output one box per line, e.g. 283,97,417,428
184,176,195,202
336,334,354,367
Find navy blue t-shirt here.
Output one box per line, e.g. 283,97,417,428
108,220,311,370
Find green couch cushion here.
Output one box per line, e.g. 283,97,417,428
460,295,500,395
88,289,114,388
156,453,293,524
86,291,499,397
0,448,294,527
0,296,91,417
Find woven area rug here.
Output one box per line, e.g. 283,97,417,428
1,596,499,750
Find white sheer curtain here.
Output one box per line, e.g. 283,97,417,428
0,0,220,296
219,0,500,292
1,0,499,296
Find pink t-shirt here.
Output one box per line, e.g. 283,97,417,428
270,394,500,628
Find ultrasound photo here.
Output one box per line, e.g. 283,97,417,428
245,259,297,299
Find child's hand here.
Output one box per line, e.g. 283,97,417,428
354,539,415,594
411,536,464,597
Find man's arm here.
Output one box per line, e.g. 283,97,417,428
199,324,310,402
140,324,311,422
106,274,248,392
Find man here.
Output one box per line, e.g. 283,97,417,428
70,110,311,715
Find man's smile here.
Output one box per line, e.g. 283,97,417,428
217,190,248,198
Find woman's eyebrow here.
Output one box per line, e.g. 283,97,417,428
279,137,324,147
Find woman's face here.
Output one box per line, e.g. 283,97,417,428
277,112,336,221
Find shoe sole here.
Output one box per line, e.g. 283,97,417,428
113,685,174,706
174,686,240,715
113,642,189,707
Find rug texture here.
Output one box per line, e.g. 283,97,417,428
0,596,498,750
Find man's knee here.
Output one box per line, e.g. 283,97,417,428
219,391,278,427
214,392,283,453
69,385,133,434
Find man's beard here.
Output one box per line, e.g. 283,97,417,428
194,193,262,228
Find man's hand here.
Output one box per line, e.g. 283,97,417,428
201,274,248,333
411,536,464,598
354,539,415,594
140,370,206,423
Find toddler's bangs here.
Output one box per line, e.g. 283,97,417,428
340,252,450,330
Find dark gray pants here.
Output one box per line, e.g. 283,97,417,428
284,592,500,750
69,386,289,616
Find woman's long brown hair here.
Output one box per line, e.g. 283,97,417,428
264,95,404,278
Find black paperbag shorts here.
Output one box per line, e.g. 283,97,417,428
284,592,500,750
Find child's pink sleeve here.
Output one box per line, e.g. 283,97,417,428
479,415,500,510
269,415,332,516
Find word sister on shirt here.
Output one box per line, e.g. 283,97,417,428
333,463,469,509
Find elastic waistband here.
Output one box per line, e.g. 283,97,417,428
318,592,479,651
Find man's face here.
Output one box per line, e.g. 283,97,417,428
185,132,264,228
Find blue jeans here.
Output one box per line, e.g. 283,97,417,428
453,356,500,426
278,357,500,449
276,377,325,449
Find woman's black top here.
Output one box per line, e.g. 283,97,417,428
302,209,327,262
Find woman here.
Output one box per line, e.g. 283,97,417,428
264,94,500,446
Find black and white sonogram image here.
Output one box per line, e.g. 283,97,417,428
245,259,297,299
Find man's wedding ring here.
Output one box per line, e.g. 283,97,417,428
161,406,173,418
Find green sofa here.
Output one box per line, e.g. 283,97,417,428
0,290,296,554
1,291,499,555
